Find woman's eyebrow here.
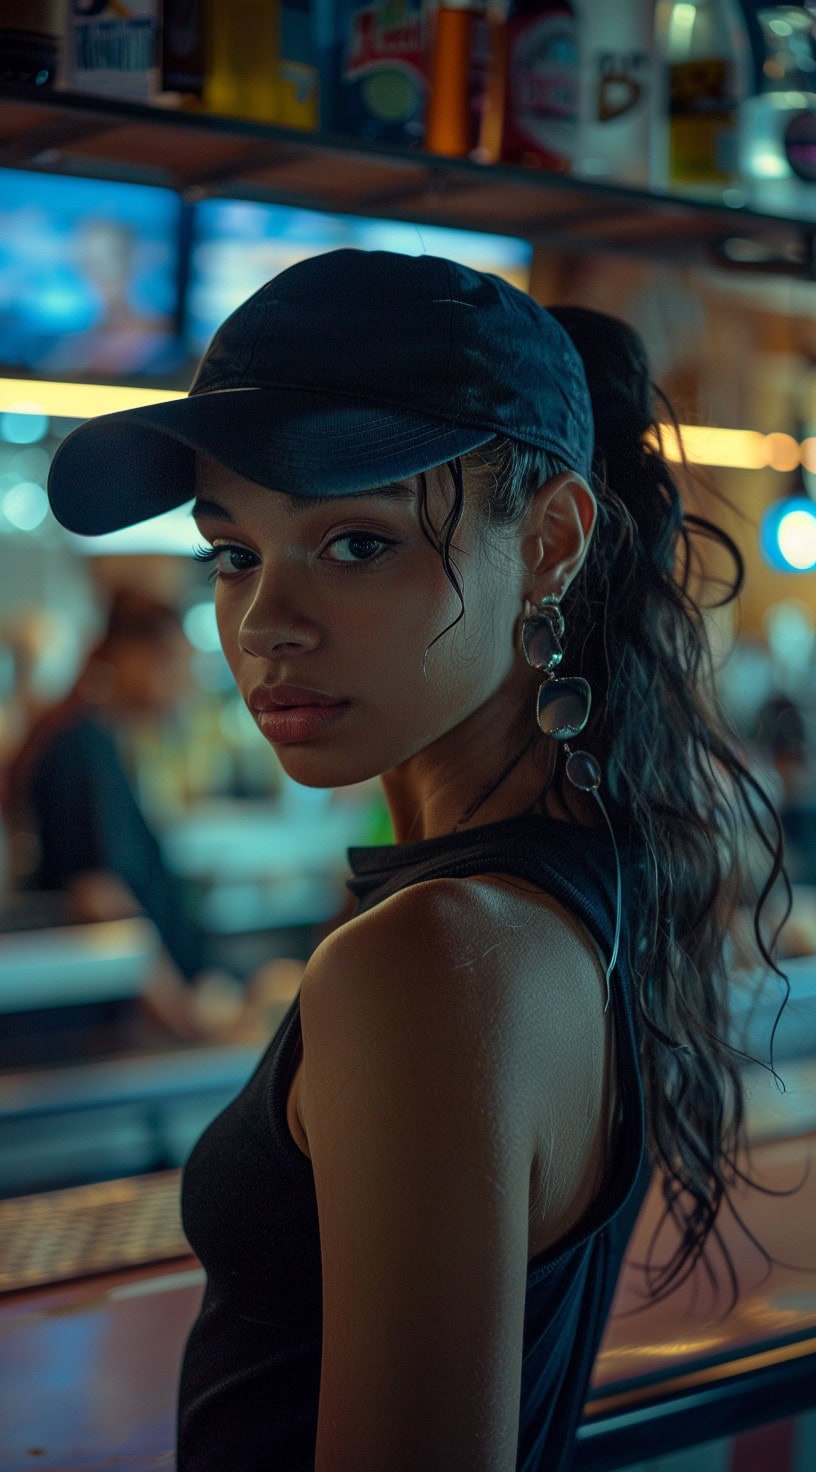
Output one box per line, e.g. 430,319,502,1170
191,484,416,523
190,497,236,524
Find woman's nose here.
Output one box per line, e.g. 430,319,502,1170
235,574,321,656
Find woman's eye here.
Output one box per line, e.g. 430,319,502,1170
323,531,394,566
192,532,395,581
191,543,257,580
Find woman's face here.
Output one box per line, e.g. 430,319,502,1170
192,452,592,840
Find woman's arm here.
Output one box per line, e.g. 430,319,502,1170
299,880,533,1472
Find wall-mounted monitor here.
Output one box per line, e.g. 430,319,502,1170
184,200,533,356
0,168,184,379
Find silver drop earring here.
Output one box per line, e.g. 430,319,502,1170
521,593,622,1013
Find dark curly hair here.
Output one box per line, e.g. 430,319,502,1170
396,305,809,1321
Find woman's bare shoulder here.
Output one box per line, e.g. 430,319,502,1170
299,869,607,1086
308,870,606,1000
307,875,514,984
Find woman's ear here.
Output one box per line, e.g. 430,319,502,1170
522,471,597,597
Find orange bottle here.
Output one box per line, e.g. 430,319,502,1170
426,0,490,158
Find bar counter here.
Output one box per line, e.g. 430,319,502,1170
1,1102,814,1472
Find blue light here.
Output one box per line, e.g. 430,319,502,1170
0,411,49,444
760,497,816,572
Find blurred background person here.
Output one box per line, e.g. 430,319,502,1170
754,692,816,887
727,690,816,965
1,587,261,1041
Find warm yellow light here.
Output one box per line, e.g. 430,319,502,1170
0,377,183,419
800,437,816,473
651,425,769,468
764,432,800,472
3,378,814,476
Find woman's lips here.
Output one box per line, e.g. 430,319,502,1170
256,702,351,743
249,683,345,712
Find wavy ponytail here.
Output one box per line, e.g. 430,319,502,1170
412,305,809,1319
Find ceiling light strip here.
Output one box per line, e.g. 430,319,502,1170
1,378,814,473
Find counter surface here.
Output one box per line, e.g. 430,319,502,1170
0,1126,814,1469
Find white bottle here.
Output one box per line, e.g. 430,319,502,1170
576,0,655,186
739,5,816,220
63,0,163,103
651,0,754,197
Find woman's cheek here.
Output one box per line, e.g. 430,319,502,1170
215,607,240,668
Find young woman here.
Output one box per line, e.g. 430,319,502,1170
47,249,793,1472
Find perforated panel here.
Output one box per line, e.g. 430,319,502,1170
0,1171,193,1293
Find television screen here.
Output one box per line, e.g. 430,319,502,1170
0,168,184,378
185,200,533,355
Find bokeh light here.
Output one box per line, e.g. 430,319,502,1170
183,600,221,653
2,481,49,531
761,497,816,571
0,409,49,444
778,508,816,570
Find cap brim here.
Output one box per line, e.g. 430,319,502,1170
47,386,496,536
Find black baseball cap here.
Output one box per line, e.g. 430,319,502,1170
47,248,594,536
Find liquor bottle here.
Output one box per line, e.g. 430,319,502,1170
472,0,510,162
200,0,282,123
335,0,430,145
279,0,320,128
651,0,753,195
426,0,490,157
575,0,655,185
312,0,341,129
63,0,163,102
739,3,816,218
0,0,62,89
499,0,580,173
161,0,204,104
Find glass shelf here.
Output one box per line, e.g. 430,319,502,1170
1,82,815,279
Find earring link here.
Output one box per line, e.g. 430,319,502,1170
520,592,620,1012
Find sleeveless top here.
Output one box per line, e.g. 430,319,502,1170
177,809,654,1472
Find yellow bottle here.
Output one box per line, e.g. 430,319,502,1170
202,0,282,124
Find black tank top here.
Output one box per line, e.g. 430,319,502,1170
177,809,653,1471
